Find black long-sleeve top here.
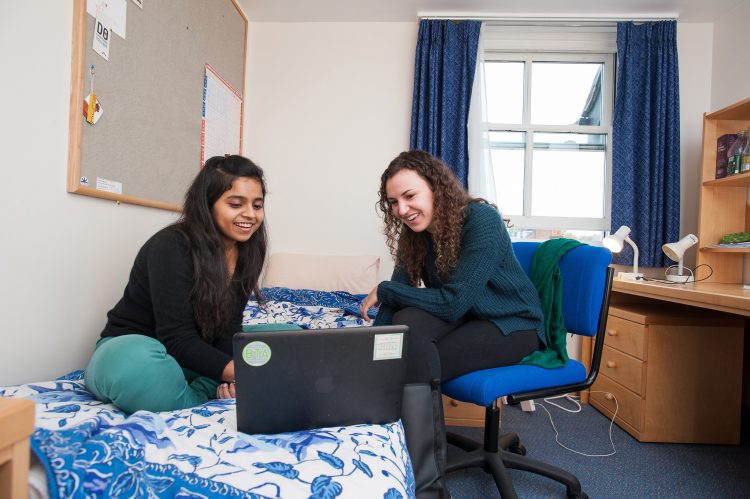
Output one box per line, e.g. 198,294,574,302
100,225,247,381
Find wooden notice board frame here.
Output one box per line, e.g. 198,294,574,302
66,0,247,212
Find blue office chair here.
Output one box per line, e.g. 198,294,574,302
442,242,613,499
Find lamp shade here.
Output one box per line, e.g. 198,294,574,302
602,226,632,253
603,225,642,279
662,234,698,262
662,234,698,283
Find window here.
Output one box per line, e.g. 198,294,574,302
480,26,616,242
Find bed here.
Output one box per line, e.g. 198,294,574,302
0,253,415,499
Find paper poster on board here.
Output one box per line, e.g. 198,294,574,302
201,64,242,166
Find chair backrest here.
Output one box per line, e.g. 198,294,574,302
512,241,612,337
503,241,614,404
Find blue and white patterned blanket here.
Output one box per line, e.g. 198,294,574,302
1,289,412,499
244,288,377,329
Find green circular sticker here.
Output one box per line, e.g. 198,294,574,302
241,341,272,367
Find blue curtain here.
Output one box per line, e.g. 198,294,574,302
612,21,680,267
410,20,481,187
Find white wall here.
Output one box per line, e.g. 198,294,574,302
0,2,177,385
676,23,714,269
245,22,418,280
711,3,750,110
246,21,715,275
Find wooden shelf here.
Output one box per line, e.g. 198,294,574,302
703,171,750,187
696,96,750,283
700,246,750,253
705,96,750,120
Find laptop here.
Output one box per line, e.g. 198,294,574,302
233,325,408,435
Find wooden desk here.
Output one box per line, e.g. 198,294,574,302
609,279,750,316
583,278,750,384
0,398,34,499
580,278,749,404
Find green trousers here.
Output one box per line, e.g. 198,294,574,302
85,324,302,414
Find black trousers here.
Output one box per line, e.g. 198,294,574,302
392,307,542,384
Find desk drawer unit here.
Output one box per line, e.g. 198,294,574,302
590,303,744,444
443,396,502,428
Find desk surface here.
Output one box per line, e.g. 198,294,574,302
612,279,750,317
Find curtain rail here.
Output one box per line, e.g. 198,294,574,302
417,14,678,23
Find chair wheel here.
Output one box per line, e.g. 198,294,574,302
508,444,526,456
567,491,588,499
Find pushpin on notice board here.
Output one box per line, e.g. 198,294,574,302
82,65,103,124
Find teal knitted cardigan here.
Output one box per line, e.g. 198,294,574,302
519,238,584,368
373,203,546,345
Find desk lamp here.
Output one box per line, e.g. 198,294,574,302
662,234,698,283
602,225,643,280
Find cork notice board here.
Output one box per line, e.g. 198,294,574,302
66,0,247,211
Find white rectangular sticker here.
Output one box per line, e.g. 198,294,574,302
92,18,111,61
373,333,404,361
96,177,122,194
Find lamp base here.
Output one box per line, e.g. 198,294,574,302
665,274,695,283
617,272,644,281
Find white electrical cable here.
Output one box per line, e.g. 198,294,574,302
664,264,695,283
536,392,618,457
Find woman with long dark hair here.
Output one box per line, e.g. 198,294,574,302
360,150,545,498
85,155,268,413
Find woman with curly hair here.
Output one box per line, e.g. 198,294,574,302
84,155,269,413
360,150,544,498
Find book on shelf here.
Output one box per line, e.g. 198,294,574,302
716,133,737,179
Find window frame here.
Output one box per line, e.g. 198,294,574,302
483,49,616,233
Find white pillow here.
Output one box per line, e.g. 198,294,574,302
263,253,380,294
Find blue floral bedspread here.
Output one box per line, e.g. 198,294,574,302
1,289,412,499
244,288,378,329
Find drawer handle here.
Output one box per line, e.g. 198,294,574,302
606,361,617,368
604,393,614,401
607,329,618,336
450,399,459,407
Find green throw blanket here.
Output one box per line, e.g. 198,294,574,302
519,238,584,368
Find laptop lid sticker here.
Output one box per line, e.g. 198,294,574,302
373,333,404,361
241,341,272,367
